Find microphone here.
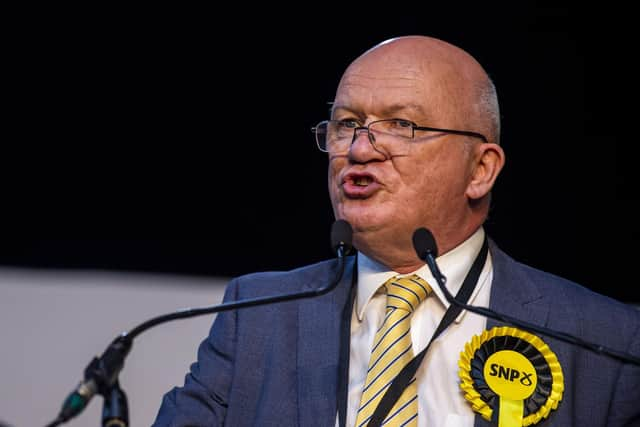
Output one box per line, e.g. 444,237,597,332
331,218,354,255
412,227,640,366
46,220,354,427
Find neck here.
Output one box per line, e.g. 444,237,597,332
354,224,482,273
354,235,427,274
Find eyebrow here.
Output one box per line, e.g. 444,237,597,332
331,103,426,119
331,105,364,120
380,103,426,117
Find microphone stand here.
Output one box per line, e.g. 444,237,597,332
102,381,128,427
46,221,353,427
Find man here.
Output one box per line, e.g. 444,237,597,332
154,36,640,426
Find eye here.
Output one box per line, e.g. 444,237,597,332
390,119,414,128
337,119,360,129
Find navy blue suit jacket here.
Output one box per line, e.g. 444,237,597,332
154,242,640,426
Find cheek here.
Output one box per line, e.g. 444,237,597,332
398,151,469,204
327,158,345,198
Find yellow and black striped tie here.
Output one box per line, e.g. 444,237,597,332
355,274,432,427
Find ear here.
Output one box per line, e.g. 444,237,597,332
466,143,505,200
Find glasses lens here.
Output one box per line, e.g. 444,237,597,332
370,119,414,138
314,121,329,152
316,121,355,153
314,119,415,154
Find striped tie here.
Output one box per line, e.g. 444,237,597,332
355,274,432,427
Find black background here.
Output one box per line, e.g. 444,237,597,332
3,4,638,303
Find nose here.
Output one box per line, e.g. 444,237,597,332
348,127,388,163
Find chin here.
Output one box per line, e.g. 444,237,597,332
336,208,392,235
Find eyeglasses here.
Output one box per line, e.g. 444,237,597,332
311,118,488,154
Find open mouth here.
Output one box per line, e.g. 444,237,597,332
352,176,373,186
342,172,380,198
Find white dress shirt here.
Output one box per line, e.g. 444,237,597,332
341,228,493,427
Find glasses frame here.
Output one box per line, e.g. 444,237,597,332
311,118,488,153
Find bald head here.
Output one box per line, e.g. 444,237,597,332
328,36,506,268
335,36,500,144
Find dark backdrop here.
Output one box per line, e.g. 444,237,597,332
3,4,638,303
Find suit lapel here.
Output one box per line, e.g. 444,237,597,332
485,241,550,330
474,242,551,427
297,257,355,427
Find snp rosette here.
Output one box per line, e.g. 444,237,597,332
458,326,564,426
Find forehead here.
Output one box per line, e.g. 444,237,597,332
333,59,451,119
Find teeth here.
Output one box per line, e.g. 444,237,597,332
354,177,372,186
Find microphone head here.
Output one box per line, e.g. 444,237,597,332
331,220,353,255
412,227,438,260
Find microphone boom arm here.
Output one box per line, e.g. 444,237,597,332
47,222,353,427
415,228,640,366
128,247,346,339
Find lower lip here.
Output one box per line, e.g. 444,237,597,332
342,181,381,198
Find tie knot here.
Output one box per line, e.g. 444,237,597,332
384,274,432,313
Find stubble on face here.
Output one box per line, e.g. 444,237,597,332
328,37,492,269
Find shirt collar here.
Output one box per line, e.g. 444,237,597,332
356,227,487,322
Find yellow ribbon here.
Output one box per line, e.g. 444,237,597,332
498,398,524,427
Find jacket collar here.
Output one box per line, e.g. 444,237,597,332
297,256,356,427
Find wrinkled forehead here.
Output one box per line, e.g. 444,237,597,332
333,54,465,121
